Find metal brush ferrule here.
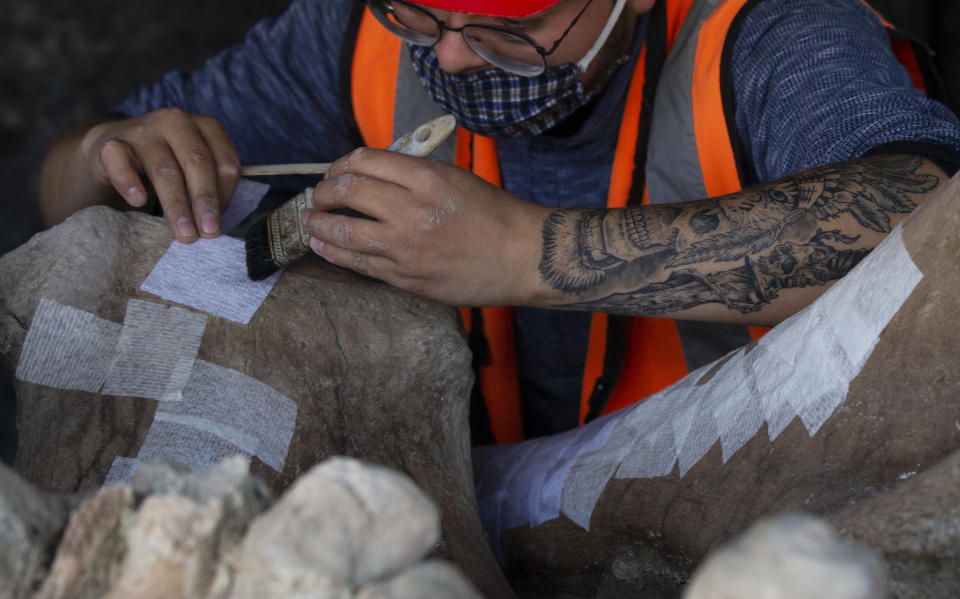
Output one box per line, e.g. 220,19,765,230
266,187,314,269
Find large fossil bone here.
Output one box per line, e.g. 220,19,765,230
0,207,513,598
475,172,960,596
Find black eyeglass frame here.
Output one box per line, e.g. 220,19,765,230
368,0,596,76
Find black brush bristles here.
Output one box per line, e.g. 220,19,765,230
244,216,280,281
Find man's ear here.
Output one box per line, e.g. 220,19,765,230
627,0,656,15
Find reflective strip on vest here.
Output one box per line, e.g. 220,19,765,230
353,10,528,444
648,0,747,203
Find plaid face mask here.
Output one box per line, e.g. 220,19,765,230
409,45,603,138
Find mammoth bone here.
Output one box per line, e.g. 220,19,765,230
473,171,960,597
0,183,513,598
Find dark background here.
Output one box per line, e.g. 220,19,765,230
1,0,959,466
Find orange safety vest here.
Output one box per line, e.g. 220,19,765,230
342,0,941,444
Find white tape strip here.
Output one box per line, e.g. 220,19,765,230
15,298,121,392
140,235,280,325
103,456,143,487
474,226,922,537
615,421,677,479
153,412,261,455
473,414,620,557
219,178,269,234
154,359,297,470
557,416,624,530
102,360,297,486
101,299,207,401
136,419,255,473
13,297,295,487
709,361,765,463
140,175,272,326
473,442,537,562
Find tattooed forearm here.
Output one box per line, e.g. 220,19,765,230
539,154,941,316
540,205,682,292
557,231,871,314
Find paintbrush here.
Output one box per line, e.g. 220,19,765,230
243,114,456,281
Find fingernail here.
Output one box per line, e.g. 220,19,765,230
201,214,219,235
177,217,196,238
300,211,311,226
310,238,324,253
126,187,146,207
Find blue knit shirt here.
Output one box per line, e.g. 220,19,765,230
117,0,960,437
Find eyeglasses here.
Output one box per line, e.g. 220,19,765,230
368,0,595,77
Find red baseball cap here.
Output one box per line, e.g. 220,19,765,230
407,0,564,17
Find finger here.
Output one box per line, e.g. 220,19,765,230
164,118,224,237
99,138,149,208
326,146,439,190
312,171,409,221
301,209,392,256
308,237,396,280
196,116,241,213
136,139,197,242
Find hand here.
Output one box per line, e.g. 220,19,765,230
79,108,241,242
301,148,552,307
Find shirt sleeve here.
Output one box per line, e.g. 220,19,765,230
114,0,359,170
730,0,960,184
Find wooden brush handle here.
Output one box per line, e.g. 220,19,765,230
240,163,332,176
240,115,456,178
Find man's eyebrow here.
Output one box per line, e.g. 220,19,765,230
498,16,545,27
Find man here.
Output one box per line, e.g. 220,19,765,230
37,0,960,441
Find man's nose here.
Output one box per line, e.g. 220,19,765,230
432,18,492,74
